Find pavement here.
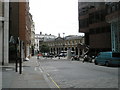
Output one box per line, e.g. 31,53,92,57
1,56,51,89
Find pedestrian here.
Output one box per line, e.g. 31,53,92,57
37,53,42,59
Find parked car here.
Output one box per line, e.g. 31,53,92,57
94,52,120,66
58,53,67,57
71,55,79,61
43,53,54,58
47,54,54,58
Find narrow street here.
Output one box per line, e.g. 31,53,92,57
37,57,119,88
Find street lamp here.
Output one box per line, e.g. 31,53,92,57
63,33,65,38
9,36,22,74
9,36,18,72
63,33,65,57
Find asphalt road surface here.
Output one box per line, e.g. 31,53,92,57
37,57,119,88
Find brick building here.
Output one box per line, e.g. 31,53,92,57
30,14,35,56
9,1,32,62
78,2,111,55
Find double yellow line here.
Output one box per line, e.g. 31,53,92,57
41,67,61,89
49,76,61,89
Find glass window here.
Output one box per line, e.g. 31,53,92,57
119,2,120,10
112,5,115,12
108,7,111,14
112,52,120,57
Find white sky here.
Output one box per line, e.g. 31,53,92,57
29,0,84,37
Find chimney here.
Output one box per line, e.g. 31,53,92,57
40,32,42,35
58,33,60,37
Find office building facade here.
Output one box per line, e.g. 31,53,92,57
106,2,120,52
78,2,111,55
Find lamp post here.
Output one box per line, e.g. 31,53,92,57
9,36,18,72
9,36,22,74
19,40,22,74
63,33,65,57
63,33,65,38
16,37,22,74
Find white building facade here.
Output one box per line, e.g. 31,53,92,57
31,21,35,55
35,33,56,54
0,1,9,65
44,35,85,56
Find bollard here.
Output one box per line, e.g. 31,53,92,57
19,41,22,74
19,58,22,74
15,58,18,72
15,44,18,72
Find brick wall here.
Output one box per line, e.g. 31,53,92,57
9,2,19,37
19,2,26,42
89,33,111,49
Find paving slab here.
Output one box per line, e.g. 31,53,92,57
2,56,50,89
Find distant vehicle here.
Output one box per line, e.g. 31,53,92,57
71,55,79,61
43,53,54,58
58,53,67,57
94,52,120,66
56,51,67,57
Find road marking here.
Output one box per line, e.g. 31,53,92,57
44,70,60,89
40,67,60,89
39,67,43,73
37,60,60,89
34,67,37,71
49,76,60,89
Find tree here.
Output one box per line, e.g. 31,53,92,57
40,44,50,53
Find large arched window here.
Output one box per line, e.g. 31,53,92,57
112,5,115,12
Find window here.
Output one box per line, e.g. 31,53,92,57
112,5,115,12
89,13,95,24
73,41,74,44
90,6,95,9
97,28,101,33
119,2,120,10
108,7,111,14
112,52,120,57
89,29,96,34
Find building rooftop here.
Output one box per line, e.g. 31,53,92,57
44,35,84,42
